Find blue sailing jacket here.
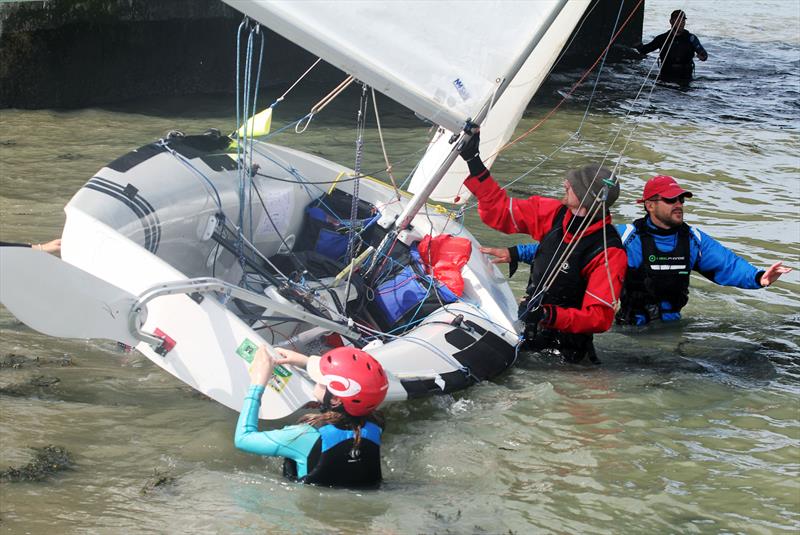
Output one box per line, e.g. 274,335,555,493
514,218,764,322
616,220,763,287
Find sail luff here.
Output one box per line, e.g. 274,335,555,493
223,1,569,133
393,0,570,233
474,0,569,125
407,0,591,204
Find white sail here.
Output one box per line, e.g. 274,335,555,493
224,0,567,133
408,0,591,204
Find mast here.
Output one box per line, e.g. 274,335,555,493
407,0,592,205
392,0,569,234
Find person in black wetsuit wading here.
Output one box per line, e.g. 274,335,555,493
637,9,708,84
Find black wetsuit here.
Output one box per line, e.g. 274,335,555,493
638,30,707,83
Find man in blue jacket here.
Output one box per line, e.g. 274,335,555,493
484,175,791,326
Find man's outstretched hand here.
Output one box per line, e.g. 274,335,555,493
760,261,792,287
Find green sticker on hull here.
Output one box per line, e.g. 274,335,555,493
269,364,293,394
236,339,259,363
236,338,293,393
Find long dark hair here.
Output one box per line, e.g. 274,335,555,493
299,404,384,452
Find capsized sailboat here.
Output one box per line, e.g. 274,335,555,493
0,1,590,419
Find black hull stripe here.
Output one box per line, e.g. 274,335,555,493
83,183,155,252
83,179,160,253
86,178,159,251
89,177,161,251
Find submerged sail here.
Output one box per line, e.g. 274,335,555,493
408,1,591,204
224,0,567,132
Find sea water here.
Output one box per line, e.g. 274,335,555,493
0,0,798,533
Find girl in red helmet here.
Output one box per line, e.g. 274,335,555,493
234,344,389,488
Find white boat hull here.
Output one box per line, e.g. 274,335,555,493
48,133,522,419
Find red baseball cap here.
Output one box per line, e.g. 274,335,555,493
637,175,693,203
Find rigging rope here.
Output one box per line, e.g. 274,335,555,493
576,0,627,133
295,76,355,133
271,58,322,108
235,20,265,287
468,0,639,317
489,0,646,159
370,87,402,202
346,83,369,262
520,0,688,318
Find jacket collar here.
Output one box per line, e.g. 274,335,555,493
562,209,613,243
644,216,683,236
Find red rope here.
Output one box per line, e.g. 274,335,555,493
492,0,646,157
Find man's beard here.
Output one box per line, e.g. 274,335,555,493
654,208,683,228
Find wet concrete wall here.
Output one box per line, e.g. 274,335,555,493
560,0,644,68
0,0,643,109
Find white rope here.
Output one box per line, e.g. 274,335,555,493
370,87,402,201
601,201,618,308
274,58,321,105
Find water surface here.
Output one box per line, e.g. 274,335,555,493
1,0,798,533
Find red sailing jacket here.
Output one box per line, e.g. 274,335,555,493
465,172,627,334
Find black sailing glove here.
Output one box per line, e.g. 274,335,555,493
527,304,555,327
458,131,487,178
508,246,519,278
520,302,555,349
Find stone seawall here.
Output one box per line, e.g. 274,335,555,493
1,0,642,109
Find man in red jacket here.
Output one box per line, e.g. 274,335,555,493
459,133,627,363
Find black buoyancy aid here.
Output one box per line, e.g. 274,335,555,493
528,206,622,308
283,421,382,488
659,32,696,80
617,217,692,323
524,206,622,362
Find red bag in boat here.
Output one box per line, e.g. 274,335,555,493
417,234,472,297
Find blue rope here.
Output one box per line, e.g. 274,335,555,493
158,140,222,210
247,28,266,243
233,19,266,287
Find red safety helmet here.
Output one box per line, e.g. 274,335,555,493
307,347,389,416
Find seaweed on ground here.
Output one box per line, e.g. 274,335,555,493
0,375,62,397
0,445,73,482
140,468,177,495
0,353,73,369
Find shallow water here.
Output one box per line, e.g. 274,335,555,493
1,0,799,533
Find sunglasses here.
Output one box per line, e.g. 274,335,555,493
653,194,688,205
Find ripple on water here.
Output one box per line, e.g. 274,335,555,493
1,1,799,532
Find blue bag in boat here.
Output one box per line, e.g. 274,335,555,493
297,190,380,262
373,246,458,328
305,206,350,260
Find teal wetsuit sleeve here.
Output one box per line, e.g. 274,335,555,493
234,385,320,472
